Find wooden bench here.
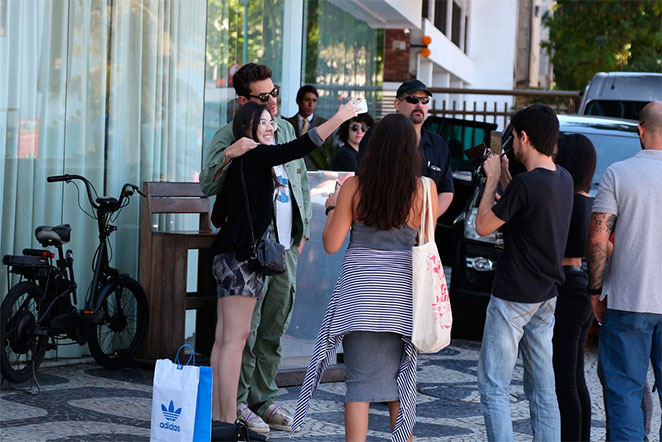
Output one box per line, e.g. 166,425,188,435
138,182,217,359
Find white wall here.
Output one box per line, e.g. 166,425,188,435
463,0,518,128
467,0,517,90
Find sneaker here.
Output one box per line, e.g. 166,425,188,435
260,404,297,432
237,403,270,434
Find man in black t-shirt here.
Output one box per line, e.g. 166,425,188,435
474,104,573,441
357,79,454,218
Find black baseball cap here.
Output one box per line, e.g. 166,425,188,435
396,79,432,98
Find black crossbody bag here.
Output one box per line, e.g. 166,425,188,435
239,159,286,276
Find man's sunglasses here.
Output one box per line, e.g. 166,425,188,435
401,95,430,105
350,124,369,133
245,85,280,103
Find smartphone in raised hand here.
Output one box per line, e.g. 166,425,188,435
335,181,342,193
353,99,368,114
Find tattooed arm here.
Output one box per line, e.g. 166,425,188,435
587,212,617,323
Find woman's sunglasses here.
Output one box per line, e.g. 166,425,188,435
401,95,430,105
246,85,280,103
350,124,369,133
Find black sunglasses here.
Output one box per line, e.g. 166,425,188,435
401,95,430,105
246,85,280,103
350,124,369,133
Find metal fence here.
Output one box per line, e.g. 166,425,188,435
427,87,581,129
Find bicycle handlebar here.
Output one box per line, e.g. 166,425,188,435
47,175,144,213
48,174,98,209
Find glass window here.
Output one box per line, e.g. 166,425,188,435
203,0,286,152
302,0,384,121
585,100,648,121
0,0,206,340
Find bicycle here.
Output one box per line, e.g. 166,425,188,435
0,174,149,384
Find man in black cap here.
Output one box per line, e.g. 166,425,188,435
358,79,454,217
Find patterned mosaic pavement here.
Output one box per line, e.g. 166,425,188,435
0,340,659,441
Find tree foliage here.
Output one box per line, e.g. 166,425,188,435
542,0,662,90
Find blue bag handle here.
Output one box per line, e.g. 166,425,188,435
174,344,195,369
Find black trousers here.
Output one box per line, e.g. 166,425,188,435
552,269,593,442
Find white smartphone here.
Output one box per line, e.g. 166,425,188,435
354,99,368,114
335,181,342,192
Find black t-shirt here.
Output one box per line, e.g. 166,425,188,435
357,126,454,194
564,194,593,258
491,166,573,303
331,144,359,172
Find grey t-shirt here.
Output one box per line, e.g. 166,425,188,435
592,149,662,314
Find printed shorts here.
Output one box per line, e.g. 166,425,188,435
212,253,265,299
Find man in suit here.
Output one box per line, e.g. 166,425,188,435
286,85,328,170
286,85,327,138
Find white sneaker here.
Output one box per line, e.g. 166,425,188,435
260,403,297,432
236,403,270,434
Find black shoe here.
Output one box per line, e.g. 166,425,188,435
236,419,268,441
211,420,268,442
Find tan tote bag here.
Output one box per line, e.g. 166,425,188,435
411,177,453,353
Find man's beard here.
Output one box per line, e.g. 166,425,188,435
409,110,425,124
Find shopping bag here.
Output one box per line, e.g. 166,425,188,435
150,344,212,442
411,177,453,353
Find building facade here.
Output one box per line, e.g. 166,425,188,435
0,0,525,358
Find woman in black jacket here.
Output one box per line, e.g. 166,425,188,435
209,100,358,428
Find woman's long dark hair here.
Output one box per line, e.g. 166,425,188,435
555,133,596,193
232,101,281,186
356,114,421,230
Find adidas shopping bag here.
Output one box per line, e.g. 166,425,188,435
150,344,212,442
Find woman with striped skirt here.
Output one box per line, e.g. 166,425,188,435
291,114,438,442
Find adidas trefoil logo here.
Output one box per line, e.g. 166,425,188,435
162,400,182,422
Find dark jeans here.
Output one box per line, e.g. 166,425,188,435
552,270,593,442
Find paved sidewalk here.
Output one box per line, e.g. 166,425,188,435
1,339,659,441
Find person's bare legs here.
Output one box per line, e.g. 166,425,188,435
387,401,413,442
211,299,224,421
210,295,257,423
345,401,369,442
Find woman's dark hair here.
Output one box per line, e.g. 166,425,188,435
232,102,282,186
338,113,375,144
356,114,421,230
555,133,596,193
232,101,267,140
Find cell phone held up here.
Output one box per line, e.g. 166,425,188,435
353,99,368,114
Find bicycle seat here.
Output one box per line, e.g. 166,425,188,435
35,224,71,247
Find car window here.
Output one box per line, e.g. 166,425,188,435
425,118,496,171
584,100,647,121
565,131,641,194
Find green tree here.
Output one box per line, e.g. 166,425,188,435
542,0,662,90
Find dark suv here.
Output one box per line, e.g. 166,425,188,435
449,114,642,339
422,117,497,263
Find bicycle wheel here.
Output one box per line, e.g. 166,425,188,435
87,276,148,369
0,281,48,383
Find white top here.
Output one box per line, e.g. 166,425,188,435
592,149,662,314
273,164,293,249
